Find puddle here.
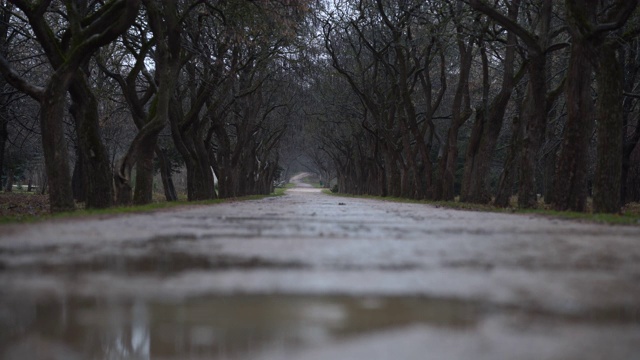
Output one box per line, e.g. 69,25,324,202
0,295,478,360
1,293,639,360
1,253,307,275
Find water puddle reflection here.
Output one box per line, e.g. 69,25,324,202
0,295,478,359
2,253,308,275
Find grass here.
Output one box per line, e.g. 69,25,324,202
0,187,290,225
274,182,296,195
322,190,640,226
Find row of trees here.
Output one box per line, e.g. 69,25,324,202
3,0,640,215
0,0,311,212
305,0,640,213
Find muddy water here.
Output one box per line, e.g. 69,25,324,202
1,181,640,359
0,295,478,360
2,291,639,360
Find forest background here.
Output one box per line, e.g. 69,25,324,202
1,0,640,217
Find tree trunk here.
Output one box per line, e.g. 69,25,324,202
437,32,474,201
384,147,401,197
398,117,420,199
177,126,216,201
542,144,557,204
621,119,640,205
41,81,75,212
495,115,524,207
114,175,133,206
0,0,140,213
116,48,179,205
621,41,640,205
441,127,461,201
593,43,623,213
554,40,594,212
69,73,113,209
461,108,486,202
156,146,177,201
517,54,548,208
40,173,47,195
0,7,9,188
71,150,85,202
110,0,178,205
4,167,12,192
461,16,518,204
195,129,216,200
469,0,551,208
133,144,156,205
115,119,165,205
542,107,562,205
0,102,7,186
555,0,638,211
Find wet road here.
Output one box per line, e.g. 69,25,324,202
1,178,640,359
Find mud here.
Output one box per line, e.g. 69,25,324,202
1,175,640,359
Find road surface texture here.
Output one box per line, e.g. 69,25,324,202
1,174,640,359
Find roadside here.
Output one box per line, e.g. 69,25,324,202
5,172,636,226
0,186,290,225
323,190,640,226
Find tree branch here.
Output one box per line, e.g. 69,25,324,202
594,0,639,35
467,0,542,54
0,54,44,101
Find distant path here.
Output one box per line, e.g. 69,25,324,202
289,171,314,187
1,181,640,359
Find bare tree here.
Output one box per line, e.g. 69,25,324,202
460,0,523,204
554,0,638,212
0,0,140,212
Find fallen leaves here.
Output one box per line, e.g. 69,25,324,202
0,193,50,218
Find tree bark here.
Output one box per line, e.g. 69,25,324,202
517,53,548,208
69,72,113,208
0,99,7,186
542,139,557,204
4,167,12,192
114,0,179,205
133,144,156,205
469,0,553,209
156,146,177,201
554,40,594,212
116,95,172,205
593,43,623,213
461,1,519,204
40,78,75,212
621,40,640,205
554,0,638,212
71,149,85,202
435,35,474,201
0,0,140,212
0,3,10,188
495,115,523,207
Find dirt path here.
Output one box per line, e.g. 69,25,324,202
1,183,639,359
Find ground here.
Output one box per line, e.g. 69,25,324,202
0,192,49,219
1,174,639,359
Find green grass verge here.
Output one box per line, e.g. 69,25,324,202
274,182,296,195
322,190,640,226
0,190,287,225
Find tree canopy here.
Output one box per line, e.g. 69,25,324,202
1,0,639,214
